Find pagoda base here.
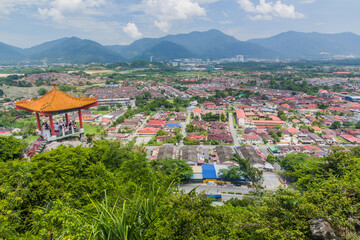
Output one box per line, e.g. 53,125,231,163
47,128,85,142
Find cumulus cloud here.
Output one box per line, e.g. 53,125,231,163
122,22,143,38
0,0,46,15
238,0,304,20
38,0,105,21
301,0,316,3
140,0,206,32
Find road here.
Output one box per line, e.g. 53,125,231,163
228,113,239,146
126,115,151,143
179,112,191,147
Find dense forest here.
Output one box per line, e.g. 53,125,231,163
0,136,359,239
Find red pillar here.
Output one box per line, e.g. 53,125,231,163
78,109,83,129
36,112,41,131
65,113,69,124
49,113,55,136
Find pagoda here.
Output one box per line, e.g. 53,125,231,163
16,83,98,142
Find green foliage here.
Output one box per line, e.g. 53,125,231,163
151,158,193,182
0,136,26,162
57,84,77,92
266,155,276,164
317,102,329,110
183,137,200,145
330,120,341,129
280,153,310,174
37,88,47,96
185,123,205,133
156,129,167,136
277,110,288,121
202,112,221,122
97,105,109,111
0,136,359,239
219,165,243,180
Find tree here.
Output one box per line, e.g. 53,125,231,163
280,153,310,173
317,102,329,110
0,136,26,162
23,122,37,135
156,129,167,136
266,155,276,164
219,165,243,180
152,158,193,182
37,88,48,96
220,154,263,190
330,121,341,129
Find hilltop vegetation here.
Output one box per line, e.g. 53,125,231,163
0,136,359,239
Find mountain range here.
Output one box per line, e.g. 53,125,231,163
1,29,360,64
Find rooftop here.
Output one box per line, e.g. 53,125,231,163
16,83,97,113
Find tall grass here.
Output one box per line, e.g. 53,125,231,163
88,186,172,240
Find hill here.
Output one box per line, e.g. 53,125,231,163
23,37,126,64
2,30,360,63
119,29,280,60
0,42,24,62
136,41,195,60
248,31,360,59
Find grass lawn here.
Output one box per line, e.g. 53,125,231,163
83,123,104,135
91,110,112,115
13,116,37,128
24,135,38,144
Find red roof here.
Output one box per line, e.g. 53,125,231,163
236,109,246,119
146,120,165,126
243,134,261,140
139,127,159,135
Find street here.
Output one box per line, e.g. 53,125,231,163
179,112,191,147
126,115,151,143
228,112,239,146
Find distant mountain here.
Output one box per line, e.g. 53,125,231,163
119,29,280,60
0,42,24,62
105,45,128,55
248,31,360,59
2,30,360,64
23,37,125,64
136,41,195,60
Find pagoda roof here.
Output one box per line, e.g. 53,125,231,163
16,83,97,113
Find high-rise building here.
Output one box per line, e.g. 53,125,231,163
236,55,245,63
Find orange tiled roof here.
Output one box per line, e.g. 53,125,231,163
16,83,97,112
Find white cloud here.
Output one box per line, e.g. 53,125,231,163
140,0,206,32
122,22,143,38
301,0,316,3
220,20,232,24
38,0,105,21
249,14,272,21
0,0,46,15
238,0,304,20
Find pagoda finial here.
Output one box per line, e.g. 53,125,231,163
53,82,56,88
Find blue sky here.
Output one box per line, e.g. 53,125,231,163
0,0,359,48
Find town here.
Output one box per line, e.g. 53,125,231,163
2,62,360,196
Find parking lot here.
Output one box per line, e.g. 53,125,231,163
179,171,283,200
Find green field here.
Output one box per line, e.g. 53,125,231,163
83,122,104,135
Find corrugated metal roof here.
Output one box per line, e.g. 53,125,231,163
202,164,217,179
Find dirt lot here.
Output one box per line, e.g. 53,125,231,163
0,85,53,98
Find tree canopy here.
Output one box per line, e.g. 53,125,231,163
0,137,359,239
